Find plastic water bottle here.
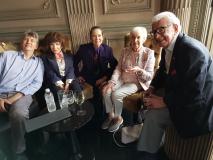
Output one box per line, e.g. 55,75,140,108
44,88,56,112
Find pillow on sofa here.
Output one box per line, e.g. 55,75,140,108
0,41,44,56
0,41,18,53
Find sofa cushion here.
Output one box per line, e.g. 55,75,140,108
123,91,144,113
0,41,18,52
0,41,42,56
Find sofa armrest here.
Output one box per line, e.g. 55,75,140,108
82,83,93,100
123,91,144,113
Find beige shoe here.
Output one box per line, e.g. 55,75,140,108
108,118,123,132
101,118,113,130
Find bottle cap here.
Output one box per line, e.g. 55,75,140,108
45,88,50,93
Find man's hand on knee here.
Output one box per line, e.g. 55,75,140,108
0,98,11,112
143,94,166,109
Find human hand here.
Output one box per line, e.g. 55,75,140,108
144,87,155,98
57,84,65,90
0,98,11,112
127,66,143,73
102,82,115,94
143,94,166,109
78,76,85,84
98,81,108,90
96,76,107,87
64,83,70,92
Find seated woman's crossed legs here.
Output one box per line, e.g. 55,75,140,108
102,83,139,132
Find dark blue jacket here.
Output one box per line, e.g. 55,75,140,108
42,52,75,85
74,43,118,86
151,33,213,138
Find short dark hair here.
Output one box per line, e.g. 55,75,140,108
44,32,66,49
89,26,103,38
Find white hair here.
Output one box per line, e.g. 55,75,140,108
131,26,147,40
152,11,182,32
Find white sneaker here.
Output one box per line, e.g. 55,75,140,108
101,118,112,130
108,119,123,132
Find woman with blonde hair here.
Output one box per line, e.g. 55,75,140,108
102,27,155,132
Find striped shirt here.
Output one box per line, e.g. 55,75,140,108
0,50,44,95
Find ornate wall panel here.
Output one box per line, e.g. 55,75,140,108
199,0,212,44
94,0,159,57
188,0,202,39
161,0,213,54
103,0,152,14
66,0,95,53
188,0,213,54
0,0,160,56
205,10,213,54
0,0,60,21
0,0,69,42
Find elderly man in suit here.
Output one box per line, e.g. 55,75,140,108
136,11,213,160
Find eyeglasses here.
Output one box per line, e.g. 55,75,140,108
150,24,172,37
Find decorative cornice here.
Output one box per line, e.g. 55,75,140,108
104,0,151,14
111,0,120,5
43,0,51,9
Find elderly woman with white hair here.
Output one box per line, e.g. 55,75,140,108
102,26,155,132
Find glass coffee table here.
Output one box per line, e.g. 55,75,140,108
25,100,94,160
45,100,94,132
